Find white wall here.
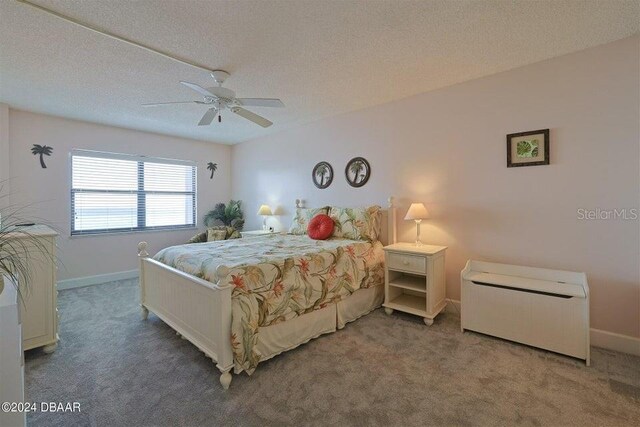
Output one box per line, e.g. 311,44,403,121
232,36,640,338
0,104,10,208
7,110,230,281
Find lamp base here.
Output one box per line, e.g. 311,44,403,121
414,219,423,246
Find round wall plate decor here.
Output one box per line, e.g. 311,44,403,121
345,157,370,187
312,161,334,189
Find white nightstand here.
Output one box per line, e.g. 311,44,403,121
240,230,273,238
383,242,447,326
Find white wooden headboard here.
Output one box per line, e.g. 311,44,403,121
294,197,397,246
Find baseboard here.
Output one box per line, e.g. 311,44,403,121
590,328,640,356
446,298,640,356
57,270,139,291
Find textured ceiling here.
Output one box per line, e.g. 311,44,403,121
1,0,638,145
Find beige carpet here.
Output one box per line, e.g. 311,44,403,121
25,279,640,426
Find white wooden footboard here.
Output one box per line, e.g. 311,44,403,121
137,242,234,389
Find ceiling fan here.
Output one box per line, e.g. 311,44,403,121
142,70,284,128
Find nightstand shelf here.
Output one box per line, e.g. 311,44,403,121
386,294,428,317
383,243,447,326
388,272,426,293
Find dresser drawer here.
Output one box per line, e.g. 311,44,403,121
387,252,426,274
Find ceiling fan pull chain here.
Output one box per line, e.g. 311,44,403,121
218,114,222,123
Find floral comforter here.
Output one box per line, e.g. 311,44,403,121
153,234,385,374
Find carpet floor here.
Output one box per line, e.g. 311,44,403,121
25,279,640,427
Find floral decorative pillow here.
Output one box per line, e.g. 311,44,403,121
226,226,241,239
205,226,241,241
187,231,207,244
289,207,330,235
207,228,228,241
329,206,382,241
189,226,240,243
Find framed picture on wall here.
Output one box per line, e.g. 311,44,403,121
345,157,371,187
506,129,549,167
312,161,334,189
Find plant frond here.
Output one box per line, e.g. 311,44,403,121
0,183,59,302
203,200,244,230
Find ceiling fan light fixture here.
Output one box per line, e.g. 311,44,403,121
210,70,230,86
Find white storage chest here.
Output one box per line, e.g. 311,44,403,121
461,260,590,365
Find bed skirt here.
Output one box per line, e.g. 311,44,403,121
256,284,384,362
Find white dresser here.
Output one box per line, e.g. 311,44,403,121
0,277,26,427
7,225,59,353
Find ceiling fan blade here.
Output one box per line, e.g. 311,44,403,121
142,101,205,107
236,98,285,108
198,108,218,126
180,81,217,97
231,107,273,128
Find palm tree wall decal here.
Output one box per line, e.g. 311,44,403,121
31,144,53,169
207,162,218,179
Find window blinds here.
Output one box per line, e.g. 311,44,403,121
71,150,196,235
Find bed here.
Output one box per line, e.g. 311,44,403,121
137,198,397,389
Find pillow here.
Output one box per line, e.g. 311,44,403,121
207,228,228,241
225,226,241,239
187,231,207,244
289,207,329,235
307,214,334,240
189,226,240,243
329,206,382,241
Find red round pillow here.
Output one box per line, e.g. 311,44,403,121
307,214,335,240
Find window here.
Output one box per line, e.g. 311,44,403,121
71,150,196,235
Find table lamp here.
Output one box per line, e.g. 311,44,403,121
404,203,430,246
257,204,273,231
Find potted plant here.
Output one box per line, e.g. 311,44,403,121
203,200,245,230
0,195,50,299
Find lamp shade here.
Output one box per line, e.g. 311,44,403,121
257,204,273,216
404,203,429,220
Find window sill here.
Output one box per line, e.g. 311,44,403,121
70,226,197,238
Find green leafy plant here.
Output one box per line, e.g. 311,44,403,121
204,200,245,230
0,190,52,299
